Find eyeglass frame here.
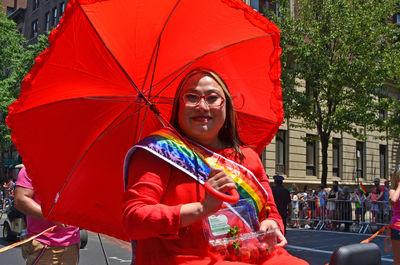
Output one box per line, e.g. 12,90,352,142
181,92,225,108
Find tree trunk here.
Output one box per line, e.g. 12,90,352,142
320,133,330,187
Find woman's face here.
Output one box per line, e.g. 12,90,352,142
178,73,226,147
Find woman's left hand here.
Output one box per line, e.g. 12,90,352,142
259,219,287,247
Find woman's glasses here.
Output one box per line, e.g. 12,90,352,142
181,93,225,108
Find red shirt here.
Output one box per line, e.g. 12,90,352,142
122,146,285,265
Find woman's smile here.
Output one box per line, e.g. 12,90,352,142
191,115,212,122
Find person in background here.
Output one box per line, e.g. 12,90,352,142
368,178,385,223
353,189,367,224
271,174,292,234
383,180,391,223
388,167,400,265
14,167,80,265
332,180,343,196
341,186,352,232
290,190,299,228
315,185,327,226
326,183,339,230
290,183,299,194
317,185,327,199
3,177,15,200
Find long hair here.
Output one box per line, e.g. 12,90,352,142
391,167,400,190
170,68,244,161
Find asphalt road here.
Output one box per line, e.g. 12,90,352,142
285,228,393,265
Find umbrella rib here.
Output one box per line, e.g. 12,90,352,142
136,0,183,140
142,0,182,95
78,4,153,108
48,102,150,215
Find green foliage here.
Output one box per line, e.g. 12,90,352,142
266,0,400,136
0,13,49,150
263,0,400,185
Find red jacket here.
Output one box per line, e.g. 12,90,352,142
122,146,286,265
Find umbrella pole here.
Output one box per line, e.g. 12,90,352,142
97,233,110,265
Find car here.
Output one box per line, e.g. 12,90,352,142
2,203,26,242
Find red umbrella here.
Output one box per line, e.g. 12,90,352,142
7,0,283,241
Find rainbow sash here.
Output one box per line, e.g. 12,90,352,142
124,127,269,219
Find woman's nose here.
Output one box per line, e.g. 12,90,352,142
196,98,210,109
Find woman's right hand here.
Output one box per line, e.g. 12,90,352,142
201,167,236,214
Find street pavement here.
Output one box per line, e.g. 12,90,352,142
285,228,393,265
0,218,394,264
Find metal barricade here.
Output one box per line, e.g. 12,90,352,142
288,197,392,234
289,197,322,229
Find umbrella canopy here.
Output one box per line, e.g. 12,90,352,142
7,0,283,241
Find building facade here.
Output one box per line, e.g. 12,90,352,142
262,117,400,190
22,0,67,43
1,0,27,16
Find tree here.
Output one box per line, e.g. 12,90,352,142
264,0,400,186
0,11,48,168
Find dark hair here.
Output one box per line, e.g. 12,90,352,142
275,180,283,185
391,168,400,190
169,68,244,161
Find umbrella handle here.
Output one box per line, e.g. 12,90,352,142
203,182,240,203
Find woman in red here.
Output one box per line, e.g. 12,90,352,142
122,69,308,265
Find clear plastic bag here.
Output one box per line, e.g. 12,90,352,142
203,199,277,263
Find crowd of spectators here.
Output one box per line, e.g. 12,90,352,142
279,179,392,232
1,177,15,209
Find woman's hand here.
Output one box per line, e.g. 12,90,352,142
201,167,236,214
259,219,287,247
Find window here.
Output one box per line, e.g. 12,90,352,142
59,2,65,20
33,0,39,10
53,8,58,26
379,97,387,120
275,130,287,174
306,134,317,176
332,138,341,177
249,0,259,11
31,20,38,38
394,13,400,26
45,12,50,31
380,145,387,179
356,141,365,179
379,109,387,120
7,7,15,16
265,1,279,16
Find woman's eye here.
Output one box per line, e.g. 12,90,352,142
185,94,199,103
206,95,220,104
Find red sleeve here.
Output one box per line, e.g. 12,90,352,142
247,149,284,235
122,149,183,240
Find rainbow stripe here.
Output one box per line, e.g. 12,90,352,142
316,197,324,207
358,183,367,195
355,193,363,207
31,244,48,265
136,128,269,217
